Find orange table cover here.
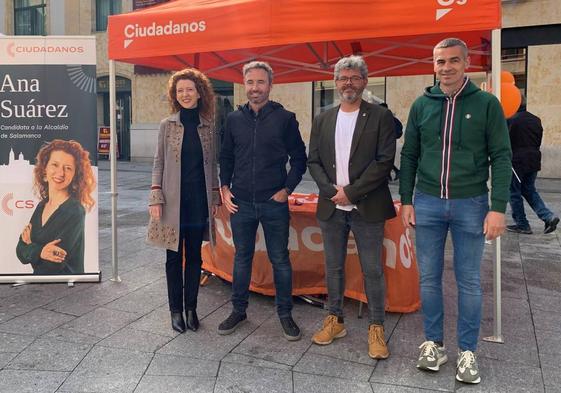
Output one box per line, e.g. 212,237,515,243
202,194,420,313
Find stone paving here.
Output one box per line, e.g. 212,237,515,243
0,160,560,393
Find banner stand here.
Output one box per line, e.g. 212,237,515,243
0,36,101,283
0,274,100,284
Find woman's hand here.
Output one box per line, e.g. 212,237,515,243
149,204,163,220
40,239,67,263
21,224,32,245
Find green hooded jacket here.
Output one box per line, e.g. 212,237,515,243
399,78,512,212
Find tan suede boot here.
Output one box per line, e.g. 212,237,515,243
368,324,389,359
311,315,347,345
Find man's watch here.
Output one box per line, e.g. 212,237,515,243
284,187,292,195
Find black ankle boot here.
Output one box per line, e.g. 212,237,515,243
186,309,199,331
171,312,186,333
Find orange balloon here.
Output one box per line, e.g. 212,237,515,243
501,82,521,118
501,71,515,84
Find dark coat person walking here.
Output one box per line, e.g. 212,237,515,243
506,102,559,234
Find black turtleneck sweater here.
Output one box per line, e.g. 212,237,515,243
180,107,205,187
179,107,208,227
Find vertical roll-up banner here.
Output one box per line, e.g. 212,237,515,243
0,36,100,283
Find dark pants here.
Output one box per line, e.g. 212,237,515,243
230,198,293,318
166,180,207,313
510,171,554,229
318,209,386,325
166,227,205,312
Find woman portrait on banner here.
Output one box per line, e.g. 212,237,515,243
16,139,96,275
147,68,221,334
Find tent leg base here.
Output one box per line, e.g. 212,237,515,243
110,276,122,283
483,335,504,344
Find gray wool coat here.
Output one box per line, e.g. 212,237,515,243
146,111,220,252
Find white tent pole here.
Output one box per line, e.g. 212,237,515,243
109,60,121,283
483,28,503,344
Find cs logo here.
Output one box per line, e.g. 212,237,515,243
1,193,35,216
6,42,16,58
436,0,468,20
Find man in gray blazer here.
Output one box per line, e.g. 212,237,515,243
307,55,396,359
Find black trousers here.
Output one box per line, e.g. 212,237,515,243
166,226,205,312
166,180,208,312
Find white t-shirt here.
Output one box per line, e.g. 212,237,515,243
334,108,359,211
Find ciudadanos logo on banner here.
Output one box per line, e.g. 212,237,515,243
0,36,100,283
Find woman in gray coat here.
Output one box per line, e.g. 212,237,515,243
147,68,221,333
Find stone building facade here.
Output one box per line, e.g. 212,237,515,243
1,0,559,176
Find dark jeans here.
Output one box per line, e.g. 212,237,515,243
318,209,386,325
230,198,293,318
510,171,554,229
166,226,205,312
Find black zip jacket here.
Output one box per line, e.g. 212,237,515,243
508,105,542,175
219,101,307,202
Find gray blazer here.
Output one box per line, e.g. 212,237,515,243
307,100,397,222
147,112,220,251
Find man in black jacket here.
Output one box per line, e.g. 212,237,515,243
218,61,307,340
507,102,559,234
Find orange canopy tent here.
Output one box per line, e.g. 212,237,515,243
107,0,501,83
106,0,505,341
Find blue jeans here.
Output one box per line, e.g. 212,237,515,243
510,171,554,229
414,191,488,352
318,209,386,325
230,198,293,318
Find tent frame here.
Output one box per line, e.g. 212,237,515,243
107,28,505,344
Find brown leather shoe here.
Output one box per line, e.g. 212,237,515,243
368,324,389,359
311,315,347,345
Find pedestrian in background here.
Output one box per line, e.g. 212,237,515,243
380,102,403,181
506,97,559,234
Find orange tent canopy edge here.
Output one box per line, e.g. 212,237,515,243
107,0,501,83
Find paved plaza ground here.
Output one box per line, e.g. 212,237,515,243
0,160,560,393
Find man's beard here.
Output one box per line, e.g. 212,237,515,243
339,88,362,103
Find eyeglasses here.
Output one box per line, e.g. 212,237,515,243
336,76,364,84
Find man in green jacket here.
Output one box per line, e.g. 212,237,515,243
399,38,512,385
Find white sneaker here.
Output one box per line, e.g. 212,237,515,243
456,350,481,384
416,341,448,371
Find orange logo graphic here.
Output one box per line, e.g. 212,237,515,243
1,193,14,216
6,42,16,58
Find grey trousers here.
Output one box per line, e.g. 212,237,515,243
318,209,386,325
